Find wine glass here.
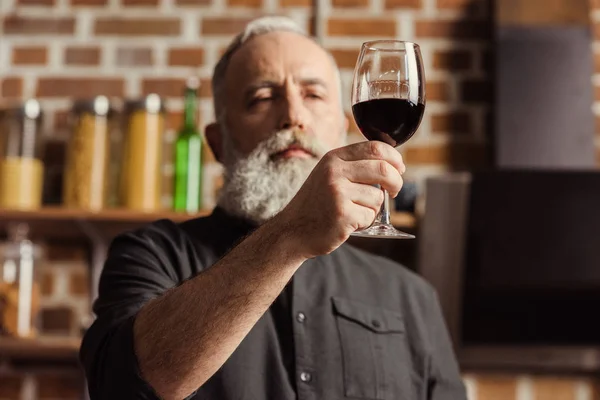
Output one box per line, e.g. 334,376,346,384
351,40,425,239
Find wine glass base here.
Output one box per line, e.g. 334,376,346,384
351,223,415,239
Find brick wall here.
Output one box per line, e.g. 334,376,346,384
1,0,599,398
0,0,494,208
39,243,90,337
0,243,89,400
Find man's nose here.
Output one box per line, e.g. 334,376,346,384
278,92,309,131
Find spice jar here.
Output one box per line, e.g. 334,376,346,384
121,94,165,212
0,100,44,210
63,96,114,211
0,223,43,338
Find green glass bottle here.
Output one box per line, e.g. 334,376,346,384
173,77,202,213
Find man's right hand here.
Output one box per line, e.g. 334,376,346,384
276,141,406,259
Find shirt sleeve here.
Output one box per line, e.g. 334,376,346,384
426,289,468,400
79,220,198,400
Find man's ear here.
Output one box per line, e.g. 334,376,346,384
205,122,224,164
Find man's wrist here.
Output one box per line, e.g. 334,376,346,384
258,211,309,267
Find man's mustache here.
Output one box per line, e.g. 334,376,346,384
267,128,328,159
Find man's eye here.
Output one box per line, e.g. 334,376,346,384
249,97,272,106
306,93,324,100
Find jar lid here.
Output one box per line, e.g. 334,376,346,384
124,94,166,114
72,96,114,117
1,99,43,121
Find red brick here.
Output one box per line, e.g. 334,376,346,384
1,77,23,98
404,142,487,168
433,49,473,71
116,47,154,66
142,78,187,98
437,0,474,8
594,52,600,74
123,0,159,4
329,48,360,69
201,17,253,35
95,18,180,36
227,0,262,7
38,374,82,400
431,111,472,135
168,111,184,131
416,19,488,39
176,0,211,4
46,244,86,261
3,16,75,35
199,78,212,98
385,0,421,9
593,0,600,9
12,46,47,65
41,270,55,296
64,47,101,66
40,307,74,334
69,269,89,296
332,0,369,8
460,79,491,103
279,0,310,6
426,80,450,102
533,378,576,400
18,0,55,5
71,0,108,4
476,375,518,400
53,110,70,133
328,18,396,37
168,47,204,67
0,375,22,399
37,78,124,98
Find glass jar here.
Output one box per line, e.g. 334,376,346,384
63,96,115,211
0,223,44,338
121,94,165,212
0,100,44,210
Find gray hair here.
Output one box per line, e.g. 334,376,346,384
211,16,343,122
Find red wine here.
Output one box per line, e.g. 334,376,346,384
352,98,425,147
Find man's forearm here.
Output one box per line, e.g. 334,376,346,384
133,216,306,400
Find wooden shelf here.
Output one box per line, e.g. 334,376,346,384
0,207,416,241
0,336,80,362
0,207,210,224
0,207,210,240
460,345,600,374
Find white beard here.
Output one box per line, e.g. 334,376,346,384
217,128,330,225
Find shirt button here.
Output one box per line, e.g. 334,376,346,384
300,372,312,383
296,312,306,323
371,319,381,328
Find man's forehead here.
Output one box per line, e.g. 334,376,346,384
225,31,335,87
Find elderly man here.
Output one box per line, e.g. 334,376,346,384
80,16,466,400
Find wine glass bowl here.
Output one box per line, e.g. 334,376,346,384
350,40,425,239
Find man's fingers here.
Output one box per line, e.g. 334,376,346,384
348,202,378,231
333,141,406,175
344,182,384,215
343,160,404,197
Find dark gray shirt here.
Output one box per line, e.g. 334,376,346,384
80,208,466,400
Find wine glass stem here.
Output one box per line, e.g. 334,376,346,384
379,189,391,225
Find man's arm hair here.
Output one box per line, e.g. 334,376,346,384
133,217,305,399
